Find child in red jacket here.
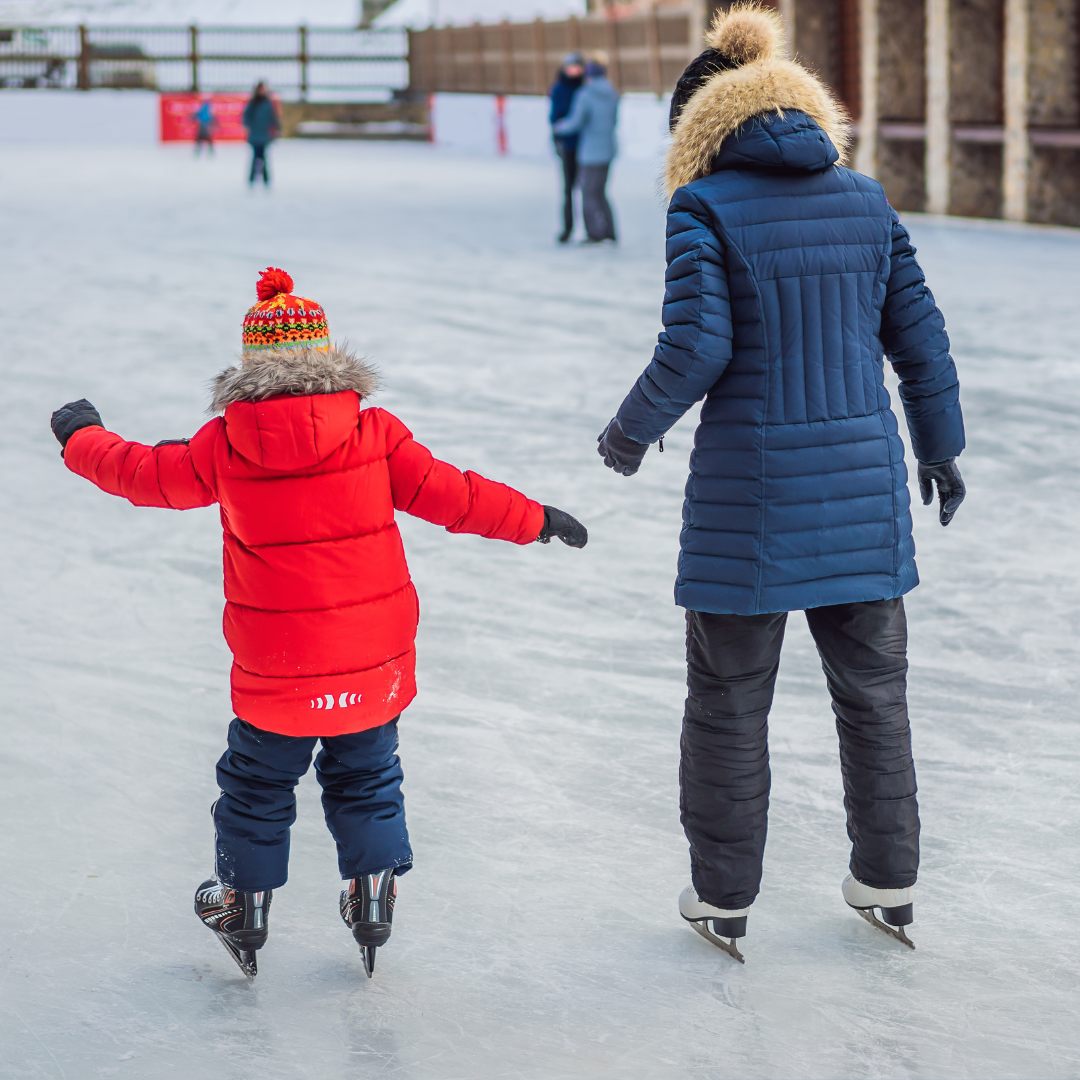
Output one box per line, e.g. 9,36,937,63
51,268,586,979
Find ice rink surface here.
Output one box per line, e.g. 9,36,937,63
2,140,1079,1078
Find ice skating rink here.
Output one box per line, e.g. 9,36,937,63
2,140,1079,1079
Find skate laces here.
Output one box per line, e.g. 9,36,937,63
197,881,228,904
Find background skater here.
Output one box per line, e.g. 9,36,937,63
597,4,966,960
242,82,280,187
50,268,587,980
192,97,216,155
549,52,585,243
553,57,619,244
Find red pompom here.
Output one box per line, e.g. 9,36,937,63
256,267,294,301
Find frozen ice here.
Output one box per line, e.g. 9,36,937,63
1,140,1079,1077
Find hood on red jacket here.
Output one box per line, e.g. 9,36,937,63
212,344,379,470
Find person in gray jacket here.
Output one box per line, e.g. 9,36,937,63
553,60,619,243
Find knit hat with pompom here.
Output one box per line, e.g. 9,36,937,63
242,267,330,353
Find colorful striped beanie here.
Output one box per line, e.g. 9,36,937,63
242,267,330,353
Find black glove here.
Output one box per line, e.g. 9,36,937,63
918,458,965,526
51,398,103,454
597,417,649,476
537,506,588,548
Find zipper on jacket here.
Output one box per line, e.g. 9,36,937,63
658,437,664,453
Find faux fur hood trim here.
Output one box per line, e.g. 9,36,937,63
665,9,850,198
210,344,379,413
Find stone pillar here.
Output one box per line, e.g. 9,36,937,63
778,0,797,56
689,0,710,48
1002,0,1030,221
925,0,950,214
854,0,879,175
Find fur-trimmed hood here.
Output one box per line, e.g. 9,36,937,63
211,344,379,413
665,5,850,198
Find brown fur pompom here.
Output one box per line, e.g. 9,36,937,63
704,3,785,64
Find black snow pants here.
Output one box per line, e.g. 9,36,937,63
680,598,919,910
556,142,578,238
580,163,616,241
249,142,270,185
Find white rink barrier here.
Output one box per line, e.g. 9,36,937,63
0,87,672,163
0,89,159,142
430,91,671,165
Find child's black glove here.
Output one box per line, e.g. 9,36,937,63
918,458,965,526
597,417,649,476
51,399,103,454
538,506,588,548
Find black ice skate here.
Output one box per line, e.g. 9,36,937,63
678,884,749,964
842,874,915,949
340,870,396,978
194,878,272,978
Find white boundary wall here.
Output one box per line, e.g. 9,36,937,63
0,88,673,164
431,91,671,167
0,90,159,142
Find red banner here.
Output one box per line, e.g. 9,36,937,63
159,93,263,143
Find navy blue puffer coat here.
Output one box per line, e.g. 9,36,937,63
615,109,965,615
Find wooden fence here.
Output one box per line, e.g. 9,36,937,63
0,25,407,95
406,10,696,96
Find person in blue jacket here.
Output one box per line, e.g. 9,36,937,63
553,58,619,243
242,82,281,187
549,52,584,243
192,98,216,155
597,5,966,958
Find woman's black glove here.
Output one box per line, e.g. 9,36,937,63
51,399,103,454
918,458,965,526
537,506,588,548
597,417,649,476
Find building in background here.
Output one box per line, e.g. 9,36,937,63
408,0,1080,226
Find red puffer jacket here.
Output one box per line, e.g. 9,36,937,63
64,359,543,737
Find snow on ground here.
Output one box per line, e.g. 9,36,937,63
1,140,1079,1079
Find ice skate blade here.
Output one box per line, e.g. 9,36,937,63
217,934,258,978
686,919,745,964
361,944,376,978
852,907,915,950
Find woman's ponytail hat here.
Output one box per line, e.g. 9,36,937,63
668,3,785,131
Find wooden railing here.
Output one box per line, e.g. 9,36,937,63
0,25,407,95
407,10,696,96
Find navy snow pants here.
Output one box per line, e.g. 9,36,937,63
213,717,412,892
681,598,919,910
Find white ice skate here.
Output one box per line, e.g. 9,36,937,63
842,873,915,949
678,884,749,964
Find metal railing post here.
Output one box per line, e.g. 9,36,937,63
189,24,199,92
77,24,90,90
299,24,309,101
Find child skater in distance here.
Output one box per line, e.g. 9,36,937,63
50,268,587,979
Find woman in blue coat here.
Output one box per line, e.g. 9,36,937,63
597,4,966,958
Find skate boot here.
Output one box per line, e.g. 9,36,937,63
678,884,749,964
842,873,915,949
340,869,396,978
194,878,272,978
